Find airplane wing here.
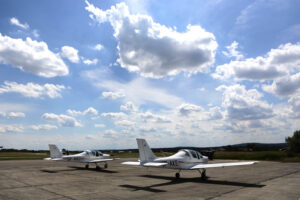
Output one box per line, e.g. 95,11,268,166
190,161,258,169
85,159,114,163
122,161,141,165
121,161,167,167
143,162,168,167
44,158,63,161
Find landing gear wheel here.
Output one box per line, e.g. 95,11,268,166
85,164,89,169
175,172,180,179
201,169,207,180
96,165,100,170
104,163,108,169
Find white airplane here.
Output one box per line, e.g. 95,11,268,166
44,144,113,169
122,138,258,179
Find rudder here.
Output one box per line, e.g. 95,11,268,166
49,144,63,159
136,138,156,162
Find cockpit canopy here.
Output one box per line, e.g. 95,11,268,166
84,150,103,157
176,149,204,159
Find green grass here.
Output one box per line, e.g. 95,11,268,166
1,151,299,162
214,151,300,162
0,152,49,160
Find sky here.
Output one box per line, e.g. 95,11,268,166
0,0,300,150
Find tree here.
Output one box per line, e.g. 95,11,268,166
285,130,300,153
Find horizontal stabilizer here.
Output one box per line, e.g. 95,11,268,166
191,161,259,169
86,159,114,163
44,158,63,161
143,162,168,167
122,161,141,165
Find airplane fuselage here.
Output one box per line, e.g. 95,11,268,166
142,149,209,169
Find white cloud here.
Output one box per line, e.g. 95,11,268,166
101,112,127,119
29,124,57,131
93,76,183,109
84,107,98,116
61,46,80,63
102,91,125,100
67,107,98,117
8,112,25,118
0,81,67,99
207,106,223,120
138,111,171,123
120,101,138,112
94,44,104,51
83,58,98,65
216,84,274,121
262,72,300,97
177,103,203,116
32,29,39,38
288,95,300,118
0,34,68,77
10,17,29,30
214,43,300,81
0,124,23,133
222,41,244,61
94,123,106,128
114,120,135,127
85,1,217,78
42,113,82,127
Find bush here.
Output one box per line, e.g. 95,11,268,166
285,130,300,153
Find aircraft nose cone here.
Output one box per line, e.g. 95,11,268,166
204,156,208,163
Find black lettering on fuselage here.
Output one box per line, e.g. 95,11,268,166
168,160,178,167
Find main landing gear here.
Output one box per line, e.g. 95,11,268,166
85,164,89,169
104,162,108,169
175,170,181,179
198,169,207,180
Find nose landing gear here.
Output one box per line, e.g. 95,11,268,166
198,169,207,180
175,169,181,179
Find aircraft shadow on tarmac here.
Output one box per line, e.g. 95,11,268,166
119,175,265,193
41,166,118,174
140,175,265,188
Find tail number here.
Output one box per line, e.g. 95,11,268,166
169,160,178,167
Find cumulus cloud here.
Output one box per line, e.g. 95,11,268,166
139,111,171,123
42,113,82,127
85,1,217,78
178,103,203,116
94,44,104,51
216,84,274,120
102,91,125,100
67,107,98,117
0,81,67,99
0,124,23,133
262,73,300,97
207,106,223,120
29,124,57,131
114,120,135,127
10,17,29,29
101,112,127,119
222,41,244,61
61,46,80,63
214,43,300,81
0,34,68,77
8,112,25,118
120,101,138,112
288,95,300,118
83,58,98,65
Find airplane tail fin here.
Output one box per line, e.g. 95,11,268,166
136,138,156,162
49,144,63,159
